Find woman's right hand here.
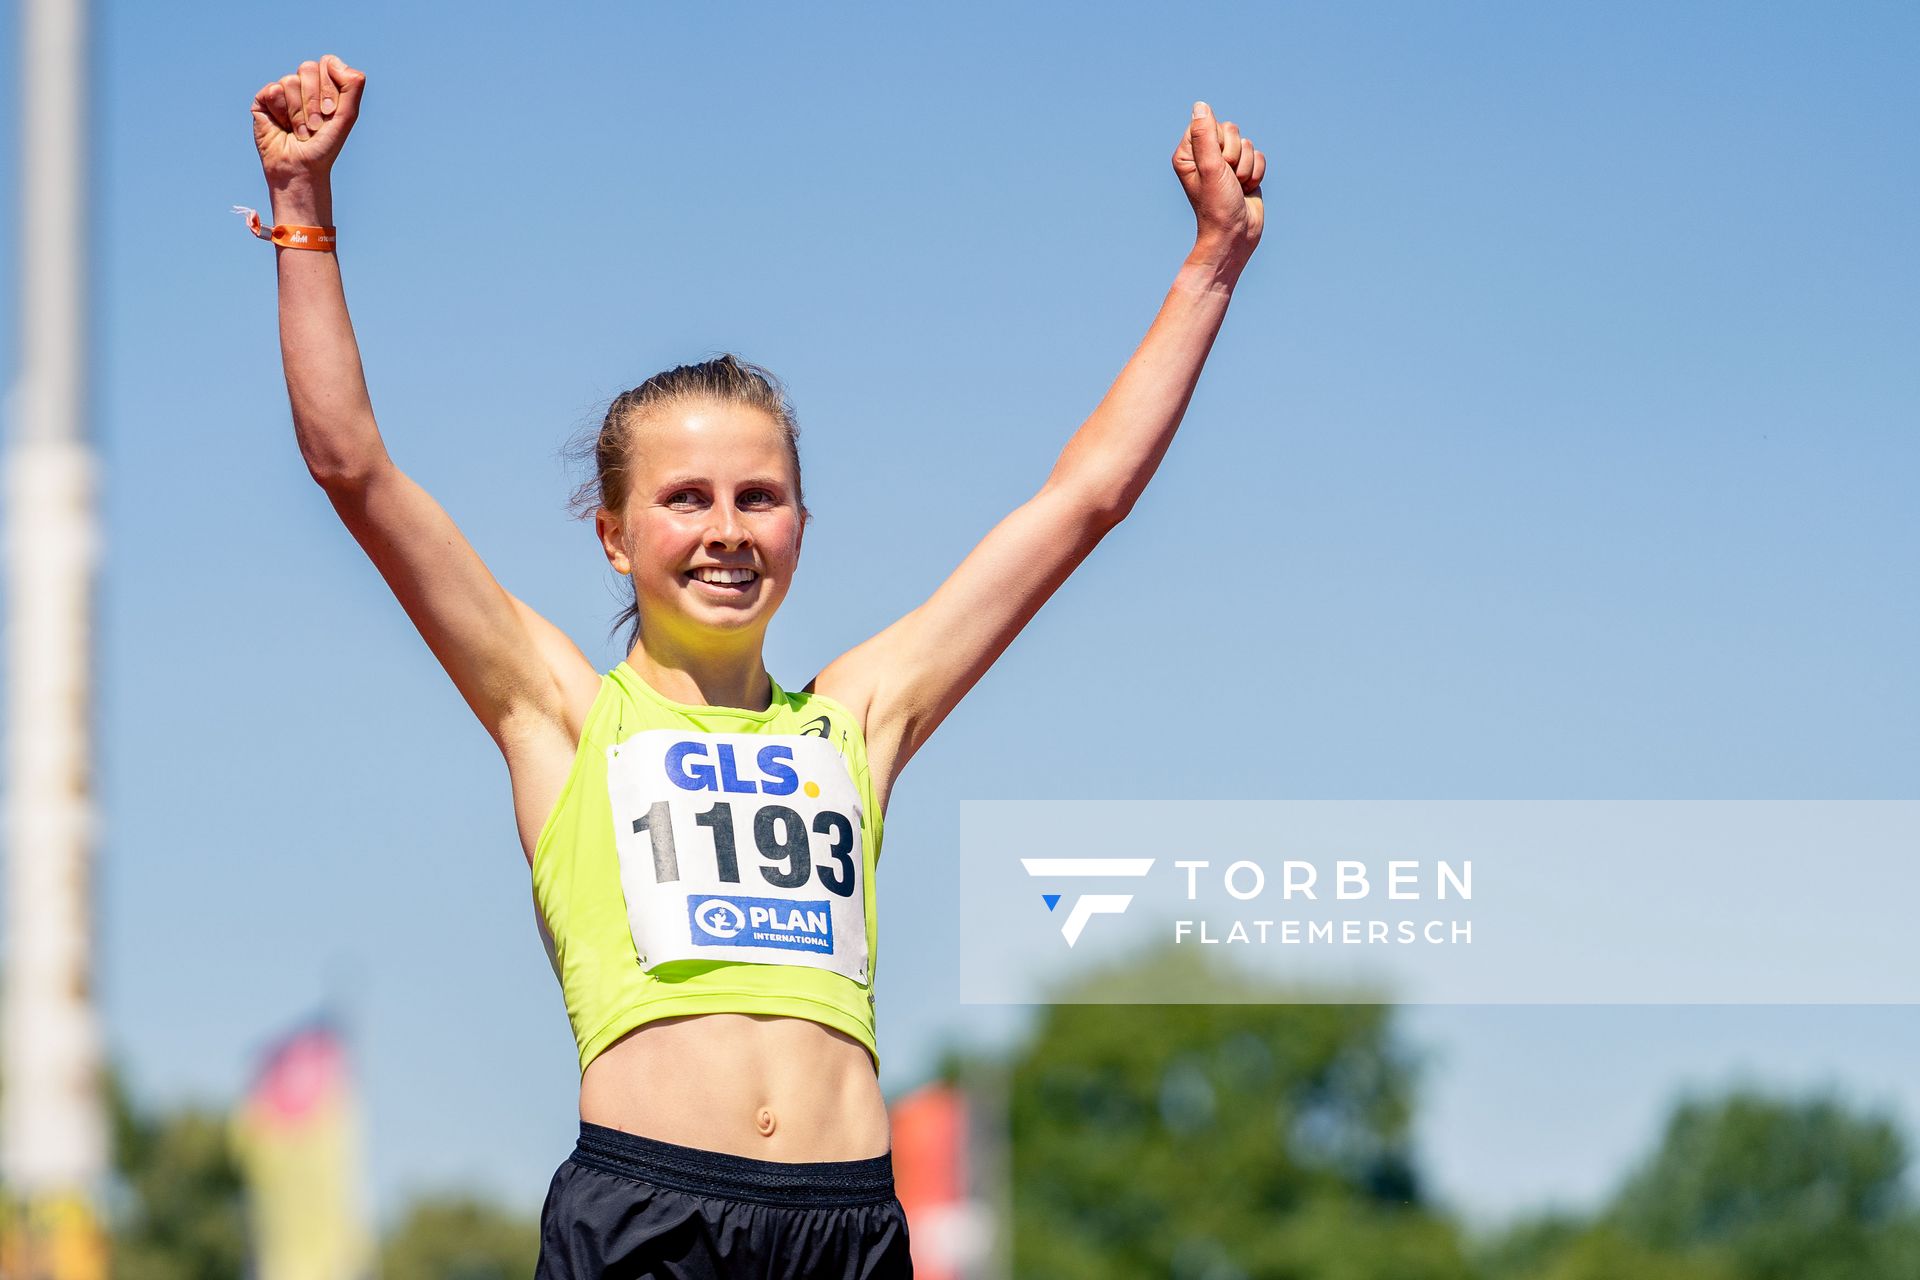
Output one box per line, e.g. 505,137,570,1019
251,55,366,189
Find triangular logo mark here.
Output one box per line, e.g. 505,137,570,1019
1042,894,1061,911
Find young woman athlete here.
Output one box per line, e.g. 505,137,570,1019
249,52,1265,1278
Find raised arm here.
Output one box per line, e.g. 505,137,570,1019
252,56,596,746
813,102,1268,806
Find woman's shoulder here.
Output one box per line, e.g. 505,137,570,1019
794,658,877,746
798,644,881,729
783,680,864,747
787,681,856,721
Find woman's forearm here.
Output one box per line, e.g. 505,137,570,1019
271,177,387,487
1044,241,1247,523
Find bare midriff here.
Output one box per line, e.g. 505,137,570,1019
578,1012,891,1161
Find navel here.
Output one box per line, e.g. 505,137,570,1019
755,1107,777,1137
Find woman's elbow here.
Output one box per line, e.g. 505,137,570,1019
1041,478,1135,541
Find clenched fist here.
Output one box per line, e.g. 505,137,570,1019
251,55,366,187
1173,102,1266,264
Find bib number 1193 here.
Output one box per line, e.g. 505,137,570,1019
630,799,857,897
605,730,870,984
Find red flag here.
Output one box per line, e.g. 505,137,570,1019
892,1083,991,1279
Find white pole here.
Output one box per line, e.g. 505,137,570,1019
3,0,108,1271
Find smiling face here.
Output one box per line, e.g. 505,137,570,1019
595,397,806,652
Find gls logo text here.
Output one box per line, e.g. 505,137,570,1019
1022,858,1156,946
664,741,799,794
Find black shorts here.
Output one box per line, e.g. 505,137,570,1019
535,1122,913,1279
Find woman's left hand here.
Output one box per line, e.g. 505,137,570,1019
1172,101,1266,264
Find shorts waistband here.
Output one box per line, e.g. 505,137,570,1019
570,1122,897,1208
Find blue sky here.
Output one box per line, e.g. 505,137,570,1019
1,0,1915,1228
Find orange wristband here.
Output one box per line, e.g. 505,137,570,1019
231,205,336,252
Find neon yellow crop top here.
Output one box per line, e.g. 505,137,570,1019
531,663,883,1074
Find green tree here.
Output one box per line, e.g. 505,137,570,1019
1607,1090,1917,1280
1484,1090,1920,1280
1473,1213,1586,1280
106,1072,246,1280
1007,947,1472,1279
1478,1216,1739,1280
100,1067,545,1280
1522,1226,1736,1280
379,1195,541,1280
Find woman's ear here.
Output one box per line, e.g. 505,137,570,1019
595,507,630,576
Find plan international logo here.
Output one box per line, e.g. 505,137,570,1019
1022,858,1156,946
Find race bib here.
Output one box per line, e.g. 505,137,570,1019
605,730,869,985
